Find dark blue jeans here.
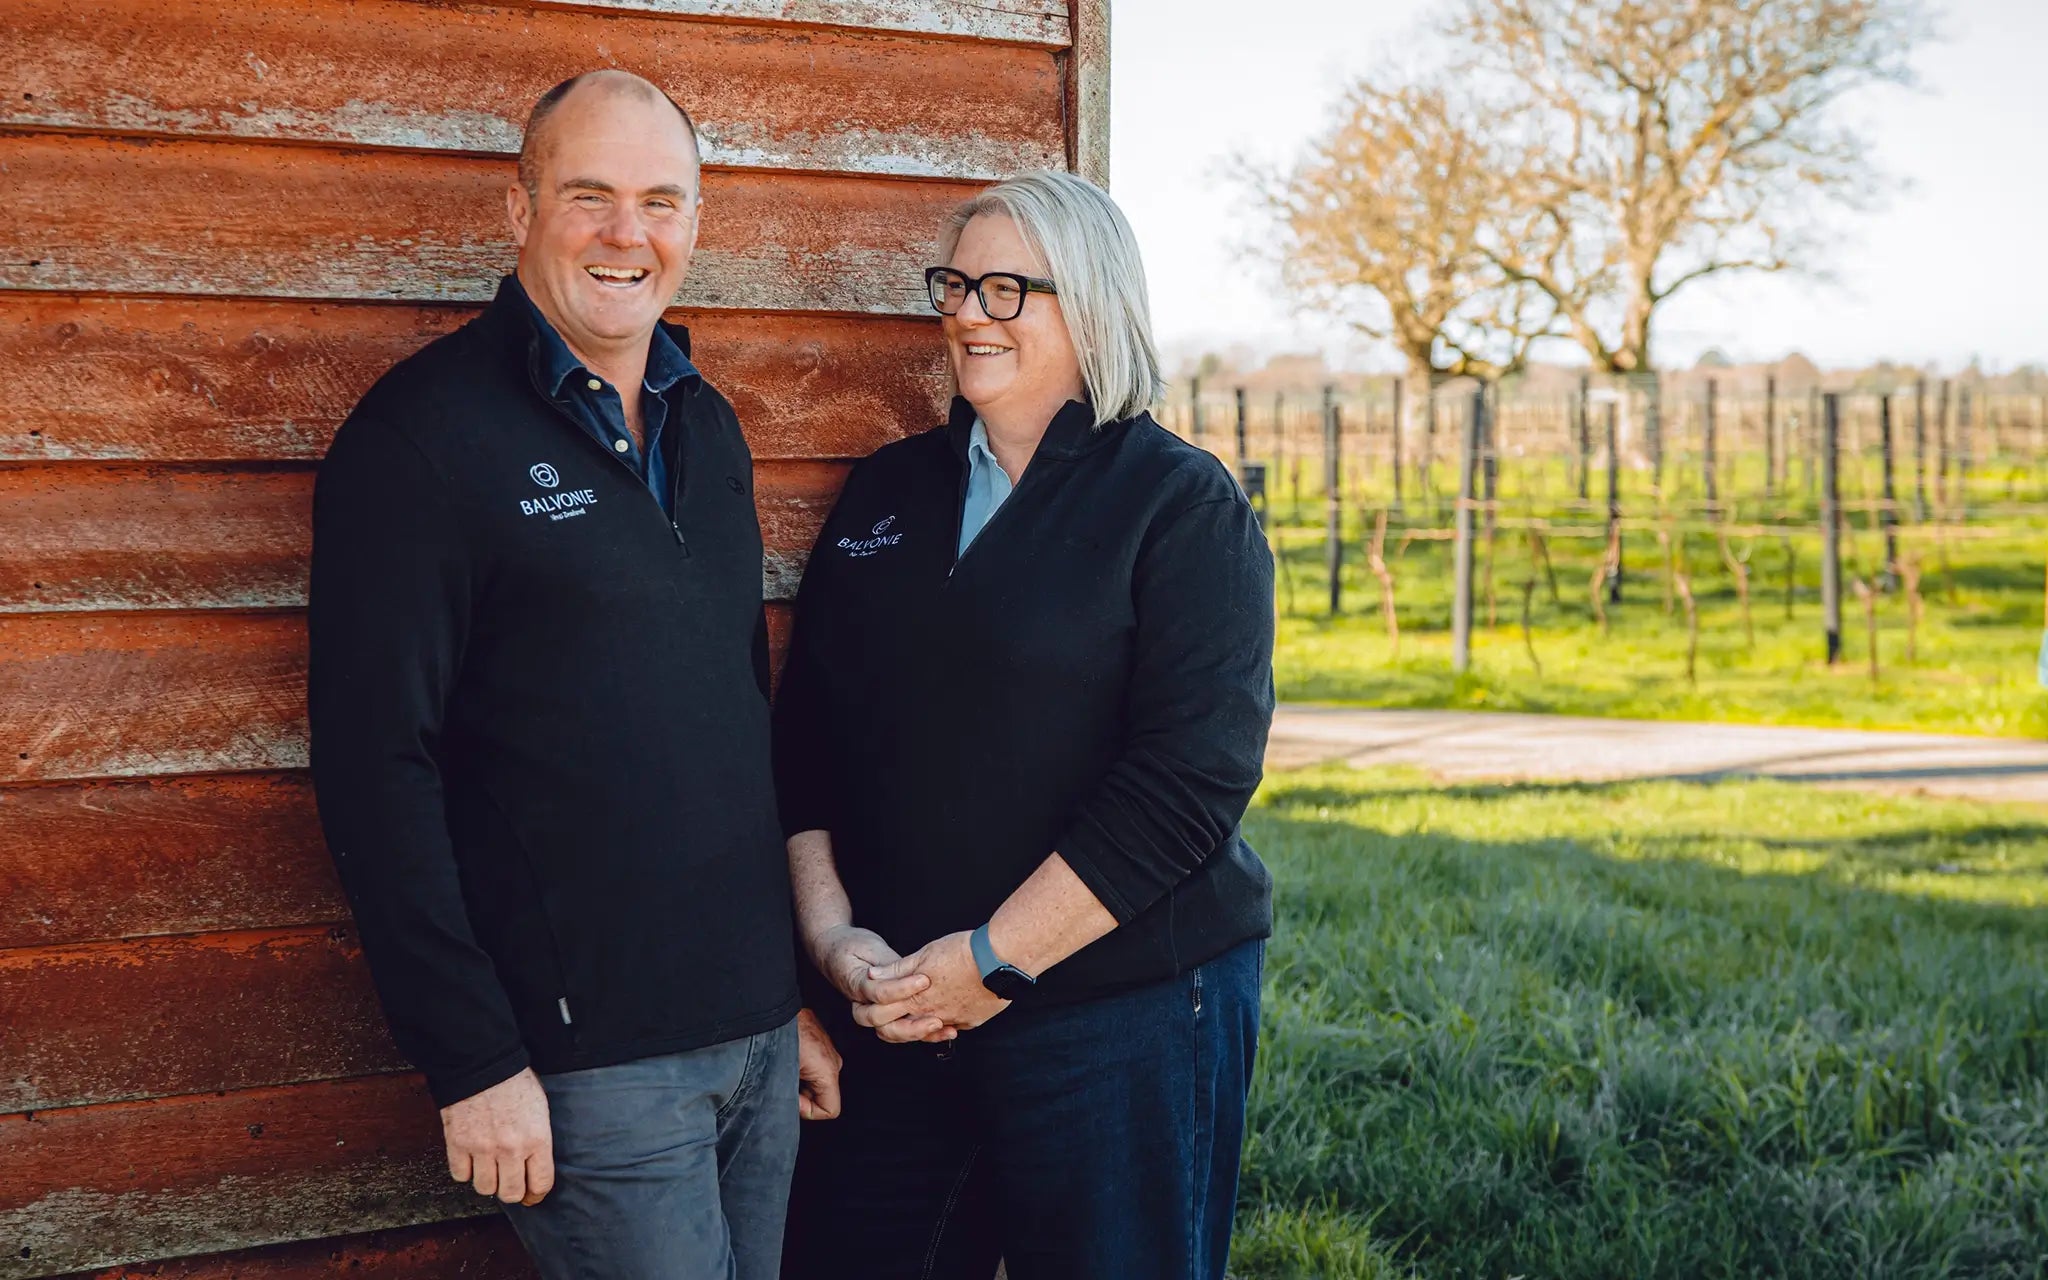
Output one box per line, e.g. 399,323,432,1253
783,938,1263,1280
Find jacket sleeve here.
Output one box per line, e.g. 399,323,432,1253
307,411,529,1108
1052,494,1276,923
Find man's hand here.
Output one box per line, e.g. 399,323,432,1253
856,931,1008,1044
795,1008,844,1120
811,923,947,1042
441,1067,554,1206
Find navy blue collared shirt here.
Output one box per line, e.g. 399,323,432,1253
514,276,699,517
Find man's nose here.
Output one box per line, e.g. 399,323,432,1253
599,202,648,248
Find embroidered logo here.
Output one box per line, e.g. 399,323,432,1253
838,515,905,557
517,462,595,521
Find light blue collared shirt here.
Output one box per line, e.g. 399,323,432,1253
957,417,1015,556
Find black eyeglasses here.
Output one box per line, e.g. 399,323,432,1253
924,267,1058,321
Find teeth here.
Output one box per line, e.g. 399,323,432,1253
587,266,647,281
965,345,1010,355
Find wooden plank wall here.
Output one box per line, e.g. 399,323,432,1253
0,1,1097,1274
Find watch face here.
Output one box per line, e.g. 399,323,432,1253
983,966,1034,1001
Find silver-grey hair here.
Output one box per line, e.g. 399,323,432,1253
938,170,1164,428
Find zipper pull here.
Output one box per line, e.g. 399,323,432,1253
672,522,690,556
558,997,574,1026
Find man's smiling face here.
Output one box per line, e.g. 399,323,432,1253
508,77,701,363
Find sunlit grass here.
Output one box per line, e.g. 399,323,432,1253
1233,766,2048,1279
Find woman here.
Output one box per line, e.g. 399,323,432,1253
774,170,1274,1280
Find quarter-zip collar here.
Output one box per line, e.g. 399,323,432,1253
941,395,1128,470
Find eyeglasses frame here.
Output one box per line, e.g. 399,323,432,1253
923,266,1059,321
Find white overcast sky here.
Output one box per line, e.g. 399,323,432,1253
1108,0,2048,374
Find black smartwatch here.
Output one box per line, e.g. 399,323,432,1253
969,923,1036,1000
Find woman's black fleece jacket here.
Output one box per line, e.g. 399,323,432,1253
773,397,1275,1001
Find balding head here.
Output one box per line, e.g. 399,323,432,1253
517,70,701,202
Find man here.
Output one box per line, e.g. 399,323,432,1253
308,71,848,1280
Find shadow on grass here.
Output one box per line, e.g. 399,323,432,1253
1236,773,2048,1279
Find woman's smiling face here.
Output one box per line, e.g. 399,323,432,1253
942,213,1085,427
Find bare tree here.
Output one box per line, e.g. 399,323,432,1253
1457,0,1925,376
1240,75,1555,450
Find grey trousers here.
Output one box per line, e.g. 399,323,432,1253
504,1018,800,1280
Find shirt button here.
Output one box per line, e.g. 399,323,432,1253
586,377,603,391
613,438,630,453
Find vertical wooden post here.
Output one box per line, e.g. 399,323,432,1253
1879,393,1899,584
1189,375,1204,447
1957,385,1973,520
1323,384,1342,616
1606,399,1623,603
1936,379,1952,509
1913,377,1929,521
1576,373,1592,502
1271,391,1287,515
1822,393,1843,665
1764,374,1778,500
1647,373,1665,496
1703,376,1719,517
1421,379,1437,510
1390,378,1405,513
1233,385,1248,471
1452,387,1482,673
1481,381,1500,630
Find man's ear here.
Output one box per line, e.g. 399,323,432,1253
507,182,532,248
688,196,703,255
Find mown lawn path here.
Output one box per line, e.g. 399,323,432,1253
1269,706,2048,804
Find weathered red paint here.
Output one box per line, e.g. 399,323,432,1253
0,134,977,312
0,459,843,613
58,1218,532,1280
0,927,400,1111
0,1074,483,1277
4,0,1065,180
0,774,337,950
0,604,796,785
0,297,949,463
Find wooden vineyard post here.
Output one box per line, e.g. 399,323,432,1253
1577,374,1592,502
1765,374,1778,500
1482,382,1500,630
1190,374,1204,448
1606,400,1623,604
1914,377,1930,521
1957,385,1973,521
1452,387,1482,674
1647,373,1665,497
1390,378,1405,513
1323,384,1342,616
1703,376,1719,518
1823,392,1844,664
1937,379,1952,510
1879,392,1899,586
1234,385,1248,472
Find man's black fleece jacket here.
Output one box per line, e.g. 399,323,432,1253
773,398,1275,1000
308,279,797,1107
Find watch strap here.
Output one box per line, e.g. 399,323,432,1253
970,923,1034,989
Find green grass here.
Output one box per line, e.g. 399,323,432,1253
1232,766,2048,1279
1261,452,2048,736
